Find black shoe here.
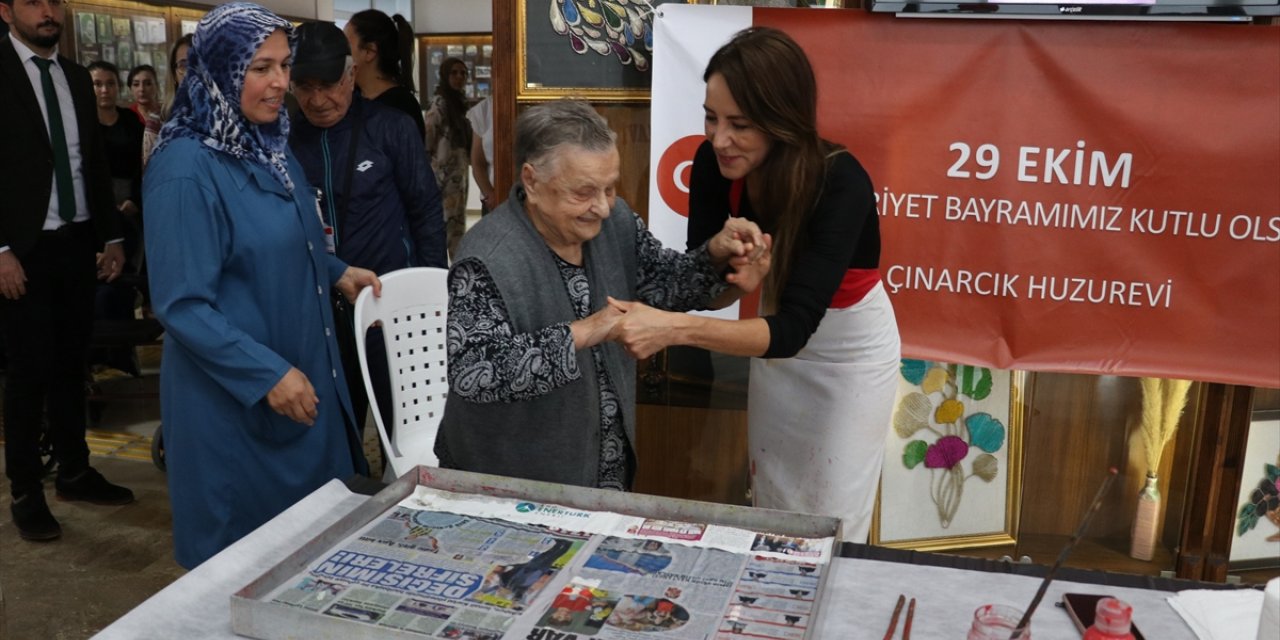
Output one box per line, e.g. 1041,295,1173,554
11,491,62,541
54,468,136,505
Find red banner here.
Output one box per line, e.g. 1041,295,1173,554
749,12,1280,387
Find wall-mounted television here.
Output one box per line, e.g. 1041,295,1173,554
866,0,1280,21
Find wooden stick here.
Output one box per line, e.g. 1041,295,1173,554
882,593,906,640
903,597,916,640
1009,467,1119,639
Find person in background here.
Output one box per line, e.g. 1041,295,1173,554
436,99,767,491
89,60,142,248
343,9,424,141
127,64,161,164
88,60,144,375
1,0,132,542
466,96,495,215
144,2,380,567
425,57,472,257
162,33,192,120
289,21,446,467
607,27,901,541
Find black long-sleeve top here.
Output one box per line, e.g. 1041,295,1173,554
100,106,144,206
686,140,881,359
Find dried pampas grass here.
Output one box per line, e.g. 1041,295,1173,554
1139,377,1192,472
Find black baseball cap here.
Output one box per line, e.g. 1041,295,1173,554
292,22,350,84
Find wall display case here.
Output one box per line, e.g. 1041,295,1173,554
62,0,210,104
417,34,493,105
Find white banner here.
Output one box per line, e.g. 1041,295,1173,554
650,5,753,319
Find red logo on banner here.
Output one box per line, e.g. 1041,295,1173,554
656,135,705,218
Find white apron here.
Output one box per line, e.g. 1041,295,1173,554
748,281,901,542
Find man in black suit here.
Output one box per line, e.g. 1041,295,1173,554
1,0,134,542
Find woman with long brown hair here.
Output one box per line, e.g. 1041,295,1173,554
424,57,472,258
608,27,900,540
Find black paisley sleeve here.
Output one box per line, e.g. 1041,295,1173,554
447,258,581,403
634,214,728,311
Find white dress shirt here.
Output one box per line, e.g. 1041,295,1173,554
4,32,114,255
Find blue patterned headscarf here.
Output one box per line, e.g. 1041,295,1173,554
155,3,295,191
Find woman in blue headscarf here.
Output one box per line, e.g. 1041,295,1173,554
143,2,381,568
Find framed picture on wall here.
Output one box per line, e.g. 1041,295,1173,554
78,12,97,45
518,0,709,102
96,14,111,43
1229,411,1280,570
871,361,1026,551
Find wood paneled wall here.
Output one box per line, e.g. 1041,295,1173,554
633,405,750,505
1017,374,1199,546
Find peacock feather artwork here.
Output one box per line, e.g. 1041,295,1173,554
548,0,658,72
1237,459,1280,542
893,360,1007,529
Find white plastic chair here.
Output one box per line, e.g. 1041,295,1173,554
353,267,449,478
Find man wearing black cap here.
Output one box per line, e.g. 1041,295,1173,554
289,21,445,470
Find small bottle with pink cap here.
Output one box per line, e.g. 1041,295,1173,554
1083,597,1136,640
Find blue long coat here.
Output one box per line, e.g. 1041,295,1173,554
144,138,363,568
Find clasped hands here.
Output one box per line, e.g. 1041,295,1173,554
268,266,381,425
580,218,772,359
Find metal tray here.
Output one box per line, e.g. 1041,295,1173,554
232,466,841,639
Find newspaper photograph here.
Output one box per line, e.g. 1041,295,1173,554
524,535,745,639
266,505,590,637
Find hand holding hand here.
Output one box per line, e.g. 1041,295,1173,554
606,296,679,359
267,367,319,426
708,218,767,266
726,233,772,294
96,243,125,283
336,266,381,303
0,251,27,300
571,303,624,350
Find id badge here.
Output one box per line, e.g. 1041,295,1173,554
313,188,336,254
322,225,336,255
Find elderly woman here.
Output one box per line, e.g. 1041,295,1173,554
144,2,379,568
436,99,765,490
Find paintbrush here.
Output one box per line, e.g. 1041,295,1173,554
1009,467,1119,639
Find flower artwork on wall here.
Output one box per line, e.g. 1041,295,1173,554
1237,460,1280,542
872,360,1024,550
1230,415,1280,568
895,360,1006,528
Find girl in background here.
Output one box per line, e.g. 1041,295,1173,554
127,64,162,165
424,57,472,258
344,9,425,140
163,34,193,121
88,60,144,374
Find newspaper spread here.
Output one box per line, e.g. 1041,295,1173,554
264,486,834,639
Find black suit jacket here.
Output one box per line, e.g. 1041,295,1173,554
0,36,121,257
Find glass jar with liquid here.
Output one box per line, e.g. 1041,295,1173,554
968,604,1030,639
